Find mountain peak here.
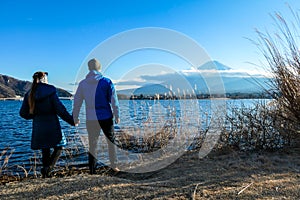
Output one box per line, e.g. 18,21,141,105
198,61,231,71
0,74,72,98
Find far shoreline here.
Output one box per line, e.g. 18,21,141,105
0,97,273,101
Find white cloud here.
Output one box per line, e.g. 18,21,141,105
115,66,272,91
181,68,272,78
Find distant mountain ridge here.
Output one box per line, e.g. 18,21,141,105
117,61,271,97
0,74,72,98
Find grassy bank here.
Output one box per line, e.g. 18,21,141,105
0,146,299,199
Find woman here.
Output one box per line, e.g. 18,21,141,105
20,71,75,178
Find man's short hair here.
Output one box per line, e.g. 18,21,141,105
88,58,101,71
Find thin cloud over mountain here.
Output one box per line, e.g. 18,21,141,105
116,61,271,95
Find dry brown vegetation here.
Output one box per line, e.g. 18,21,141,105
0,146,299,200
255,8,300,136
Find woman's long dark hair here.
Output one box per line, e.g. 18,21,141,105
28,72,47,114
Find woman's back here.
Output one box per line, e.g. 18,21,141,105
20,82,74,149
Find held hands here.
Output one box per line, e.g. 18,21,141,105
74,118,80,126
115,116,120,124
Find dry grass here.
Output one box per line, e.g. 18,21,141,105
114,118,177,153
255,7,300,130
0,146,299,199
220,101,291,151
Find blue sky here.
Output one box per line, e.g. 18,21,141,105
0,0,299,92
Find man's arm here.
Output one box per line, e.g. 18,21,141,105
111,83,120,124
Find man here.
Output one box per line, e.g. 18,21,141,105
73,58,120,174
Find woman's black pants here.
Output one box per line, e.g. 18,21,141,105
41,147,63,170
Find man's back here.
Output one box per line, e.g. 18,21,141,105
73,70,119,121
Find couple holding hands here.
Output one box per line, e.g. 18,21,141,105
20,58,120,177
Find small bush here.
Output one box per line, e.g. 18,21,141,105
220,101,291,151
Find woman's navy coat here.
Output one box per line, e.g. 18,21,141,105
20,83,74,150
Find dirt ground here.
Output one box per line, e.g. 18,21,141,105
0,146,299,200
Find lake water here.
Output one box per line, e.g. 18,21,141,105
0,99,270,173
